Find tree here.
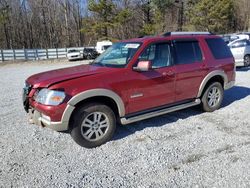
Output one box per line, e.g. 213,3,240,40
87,0,116,39
234,0,250,31
0,0,249,49
0,0,12,48
186,0,235,33
83,0,133,41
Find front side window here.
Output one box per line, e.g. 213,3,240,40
174,40,203,65
139,43,171,68
68,49,79,53
92,42,141,68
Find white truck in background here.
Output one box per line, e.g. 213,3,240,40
95,41,112,54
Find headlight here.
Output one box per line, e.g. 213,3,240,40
34,89,66,106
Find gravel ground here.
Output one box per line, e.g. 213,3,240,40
0,60,250,188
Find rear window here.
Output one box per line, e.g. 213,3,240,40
206,38,233,59
174,41,203,65
84,48,94,52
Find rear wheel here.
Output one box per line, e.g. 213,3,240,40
244,55,250,67
70,103,116,148
201,82,224,112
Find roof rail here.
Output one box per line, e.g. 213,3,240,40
163,31,213,37
138,35,153,38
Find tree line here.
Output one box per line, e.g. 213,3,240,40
0,0,249,49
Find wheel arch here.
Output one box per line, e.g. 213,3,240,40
197,70,228,98
61,89,125,130
68,89,125,117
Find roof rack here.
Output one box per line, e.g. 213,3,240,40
138,35,154,38
162,31,213,37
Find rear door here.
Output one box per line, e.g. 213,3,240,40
173,39,207,102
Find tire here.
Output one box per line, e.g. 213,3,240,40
70,103,116,148
201,82,224,112
244,55,250,67
86,54,92,60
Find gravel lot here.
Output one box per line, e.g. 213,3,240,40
0,60,250,187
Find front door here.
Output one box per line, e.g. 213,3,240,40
127,42,176,114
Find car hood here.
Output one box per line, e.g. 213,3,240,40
27,64,110,88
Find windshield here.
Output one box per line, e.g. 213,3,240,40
102,45,111,50
68,49,79,53
93,42,141,68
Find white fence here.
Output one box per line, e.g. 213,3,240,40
0,47,85,61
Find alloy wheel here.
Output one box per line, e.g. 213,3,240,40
80,112,110,141
207,87,221,108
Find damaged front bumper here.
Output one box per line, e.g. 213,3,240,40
28,108,69,132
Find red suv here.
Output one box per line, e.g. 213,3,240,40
23,32,235,148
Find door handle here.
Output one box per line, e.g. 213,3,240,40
162,71,174,77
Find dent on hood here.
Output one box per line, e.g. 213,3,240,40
26,64,108,88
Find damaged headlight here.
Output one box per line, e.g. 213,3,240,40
34,89,66,106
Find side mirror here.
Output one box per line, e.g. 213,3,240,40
133,61,152,72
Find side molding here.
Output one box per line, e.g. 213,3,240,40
197,70,228,98
68,89,126,117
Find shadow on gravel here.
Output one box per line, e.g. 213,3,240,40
114,86,250,141
222,86,250,107
113,106,202,141
236,67,250,72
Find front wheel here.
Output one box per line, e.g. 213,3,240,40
201,82,224,112
70,103,116,148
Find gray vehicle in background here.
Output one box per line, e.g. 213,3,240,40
228,39,250,67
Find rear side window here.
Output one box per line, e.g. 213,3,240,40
174,41,203,65
206,38,232,59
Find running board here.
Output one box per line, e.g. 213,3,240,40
120,99,201,125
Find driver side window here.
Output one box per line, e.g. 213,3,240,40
139,43,171,68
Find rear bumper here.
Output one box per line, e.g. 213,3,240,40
28,106,74,132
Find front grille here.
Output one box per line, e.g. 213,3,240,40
23,82,32,112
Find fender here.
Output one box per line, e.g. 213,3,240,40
68,88,126,117
60,89,126,129
197,70,228,98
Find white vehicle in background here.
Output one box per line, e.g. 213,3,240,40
95,41,112,54
221,34,239,44
66,49,83,61
228,39,250,67
236,33,250,40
